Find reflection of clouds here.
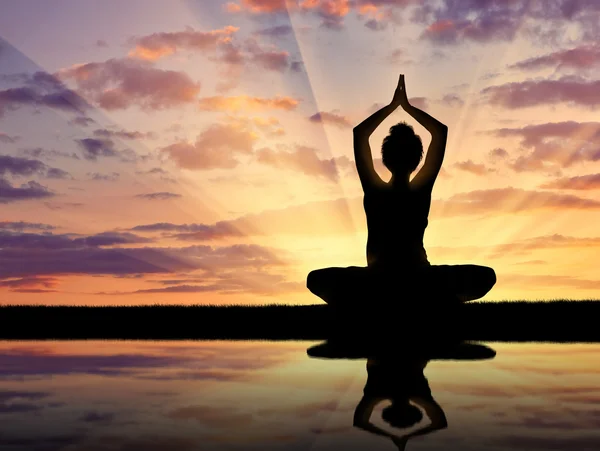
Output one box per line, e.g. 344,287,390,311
495,435,600,450
0,341,599,450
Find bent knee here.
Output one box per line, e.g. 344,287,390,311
306,269,326,294
477,266,496,292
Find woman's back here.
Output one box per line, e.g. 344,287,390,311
364,183,431,269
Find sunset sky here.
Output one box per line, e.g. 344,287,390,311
2,0,600,305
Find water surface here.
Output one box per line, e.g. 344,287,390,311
0,341,598,450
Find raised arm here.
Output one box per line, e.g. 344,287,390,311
353,395,396,438
402,397,448,438
406,102,448,191
353,76,406,191
389,75,447,191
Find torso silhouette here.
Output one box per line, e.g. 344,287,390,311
364,183,431,269
363,358,433,401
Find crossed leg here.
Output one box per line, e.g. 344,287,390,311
306,264,496,307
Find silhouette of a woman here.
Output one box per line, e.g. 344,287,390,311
353,354,447,450
307,74,496,307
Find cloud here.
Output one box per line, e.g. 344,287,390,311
408,96,428,109
453,160,490,176
68,116,95,127
79,411,115,423
128,26,239,61
75,138,118,160
508,44,600,71
0,155,71,181
0,348,197,378
434,187,600,217
420,16,520,45
0,155,47,177
413,0,600,46
46,167,72,179
254,25,294,37
0,230,287,279
57,58,201,111
255,145,352,181
440,93,464,107
0,221,56,231
20,147,80,161
130,222,246,241
490,121,600,171
539,174,600,190
87,172,119,181
0,71,90,117
308,111,353,128
0,178,55,203
162,123,257,170
386,48,413,65
135,192,182,200
0,230,152,249
92,128,155,140
480,76,600,109
488,147,509,160
198,94,299,112
0,276,59,293
247,40,292,71
0,132,19,143
125,272,304,296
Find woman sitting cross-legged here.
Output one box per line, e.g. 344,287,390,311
306,74,496,309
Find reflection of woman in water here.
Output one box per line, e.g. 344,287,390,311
353,354,447,450
307,74,496,307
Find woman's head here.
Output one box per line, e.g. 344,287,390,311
381,122,423,175
381,401,423,429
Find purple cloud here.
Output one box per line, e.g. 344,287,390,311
135,192,182,200
480,76,600,109
0,178,54,203
75,138,118,160
0,71,89,117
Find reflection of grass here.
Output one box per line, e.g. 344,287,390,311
1,301,599,341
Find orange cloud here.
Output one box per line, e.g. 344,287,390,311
255,145,352,181
162,123,257,170
453,160,490,176
198,95,299,112
128,26,239,61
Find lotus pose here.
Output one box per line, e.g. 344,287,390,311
307,74,496,307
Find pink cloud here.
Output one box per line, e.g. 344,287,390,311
491,121,600,170
480,76,600,109
408,96,428,109
539,173,600,190
508,44,600,71
440,93,464,107
433,186,600,217
57,58,200,111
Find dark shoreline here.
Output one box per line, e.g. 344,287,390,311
1,301,599,342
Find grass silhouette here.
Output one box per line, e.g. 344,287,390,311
0,300,599,341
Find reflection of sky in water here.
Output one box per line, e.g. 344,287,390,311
0,341,598,450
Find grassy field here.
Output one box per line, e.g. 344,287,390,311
0,300,598,342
